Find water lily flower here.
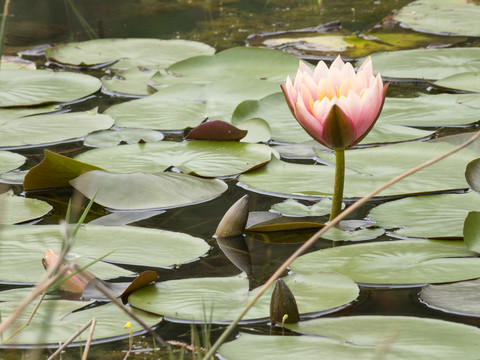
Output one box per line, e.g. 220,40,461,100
281,55,388,150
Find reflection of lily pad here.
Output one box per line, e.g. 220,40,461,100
0,70,102,107
290,239,480,285
0,224,210,283
71,170,228,210
129,272,359,323
74,141,277,177
219,316,480,359
0,190,52,224
0,288,161,346
368,192,480,239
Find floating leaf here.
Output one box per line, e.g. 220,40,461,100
0,190,52,224
185,120,247,141
433,72,480,93
363,47,480,80
102,66,157,96
74,141,277,177
272,198,339,217
0,70,102,107
45,38,215,68
23,150,104,191
464,211,480,253
219,316,480,359
0,104,60,123
0,151,26,175
322,227,385,242
0,288,161,346
394,0,480,37
84,128,164,147
290,239,480,285
368,192,480,239
0,108,114,148
235,118,271,143
70,170,228,210
0,224,209,284
128,272,359,322
105,78,280,129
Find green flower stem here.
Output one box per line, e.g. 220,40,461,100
329,149,345,221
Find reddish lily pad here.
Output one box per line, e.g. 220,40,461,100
185,120,248,141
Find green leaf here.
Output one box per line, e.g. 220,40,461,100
0,108,114,148
394,0,480,37
45,38,215,68
363,47,480,80
0,224,210,283
322,227,385,242
0,70,102,107
272,198,336,217
0,288,161,346
23,150,104,191
84,128,164,147
464,211,480,253
290,239,480,285
0,190,52,224
102,66,158,96
0,105,60,123
0,151,25,175
74,141,277,177
433,72,480,93
70,170,228,210
368,192,480,239
105,79,280,129
128,272,359,322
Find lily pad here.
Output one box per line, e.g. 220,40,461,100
128,272,359,323
235,118,272,143
105,78,280,129
23,150,104,191
271,198,336,217
290,239,480,285
322,227,385,242
464,211,480,253
232,92,432,143
368,192,480,239
185,120,247,141
0,288,161,346
70,170,228,210
150,47,302,87
101,66,158,96
219,316,480,359
466,158,480,192
45,38,215,69
0,105,60,123
433,72,480,93
420,279,480,317
239,142,476,198
74,141,277,177
0,190,52,224
0,70,102,107
363,47,480,80
0,108,114,148
395,0,480,37
0,151,26,175
84,128,164,147
0,224,210,284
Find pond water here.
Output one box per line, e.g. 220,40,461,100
1,0,480,359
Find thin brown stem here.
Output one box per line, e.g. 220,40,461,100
81,317,96,360
47,318,95,360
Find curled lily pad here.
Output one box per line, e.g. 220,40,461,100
0,288,161,346
290,239,480,285
0,190,52,224
70,170,228,210
74,141,277,177
0,108,114,148
128,272,359,323
0,70,102,107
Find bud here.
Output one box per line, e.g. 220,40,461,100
269,278,300,325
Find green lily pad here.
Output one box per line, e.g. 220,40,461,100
23,150,104,191
239,142,476,198
0,70,102,107
232,92,432,143
464,211,480,253
70,170,228,210
0,288,161,346
235,118,272,143
433,72,480,93
0,190,52,224
0,224,210,284
219,316,480,359
105,78,280,129
290,239,480,285
363,47,480,80
0,108,114,148
128,272,359,322
322,227,385,242
84,128,164,147
102,66,158,96
368,192,480,239
74,141,277,177
420,279,480,317
150,47,302,87
0,151,25,175
272,198,336,217
466,159,480,192
379,94,480,127
394,0,480,37
0,105,60,123
45,38,215,69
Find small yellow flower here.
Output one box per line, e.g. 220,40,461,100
124,322,131,329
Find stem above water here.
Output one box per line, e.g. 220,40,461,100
329,149,345,222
